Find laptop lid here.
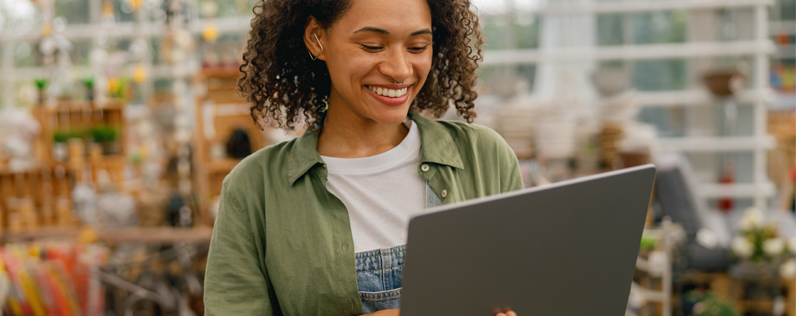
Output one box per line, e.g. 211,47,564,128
400,164,656,315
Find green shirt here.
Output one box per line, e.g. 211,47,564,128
204,111,523,315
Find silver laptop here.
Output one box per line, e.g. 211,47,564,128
400,164,656,315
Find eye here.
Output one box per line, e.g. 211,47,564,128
360,44,384,52
408,45,429,53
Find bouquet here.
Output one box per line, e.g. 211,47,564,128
731,208,796,278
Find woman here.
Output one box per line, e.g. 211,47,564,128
204,0,522,315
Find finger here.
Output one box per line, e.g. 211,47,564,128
506,311,517,316
495,313,506,316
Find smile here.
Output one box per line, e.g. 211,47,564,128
366,85,408,98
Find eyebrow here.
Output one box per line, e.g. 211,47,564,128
353,27,432,36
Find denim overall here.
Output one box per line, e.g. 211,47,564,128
356,182,442,313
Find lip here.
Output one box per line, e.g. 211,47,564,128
364,85,411,106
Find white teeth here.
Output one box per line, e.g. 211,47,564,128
368,85,408,98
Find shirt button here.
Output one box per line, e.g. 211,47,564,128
421,164,430,172
441,189,448,198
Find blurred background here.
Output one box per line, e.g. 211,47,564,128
0,0,793,315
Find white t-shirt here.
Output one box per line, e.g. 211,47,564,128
321,121,424,253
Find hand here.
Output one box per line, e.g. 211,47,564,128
496,311,517,316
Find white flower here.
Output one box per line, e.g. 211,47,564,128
732,236,754,258
763,238,785,256
789,236,796,254
739,207,764,231
780,259,796,279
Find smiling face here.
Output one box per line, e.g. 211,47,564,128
305,0,434,126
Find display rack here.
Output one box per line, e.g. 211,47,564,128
31,100,128,184
481,0,775,210
1,226,212,244
192,67,267,225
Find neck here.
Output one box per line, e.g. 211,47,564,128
317,93,409,158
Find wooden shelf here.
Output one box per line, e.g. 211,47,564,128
2,227,213,244
99,227,213,244
197,66,241,79
193,70,267,225
206,159,243,173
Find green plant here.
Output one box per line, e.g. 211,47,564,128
53,129,86,143
640,235,657,250
82,77,94,89
53,130,69,143
690,292,740,316
34,79,48,90
731,208,791,263
90,126,118,143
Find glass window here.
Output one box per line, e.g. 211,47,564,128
632,59,687,91
13,41,37,68
597,13,625,46
632,11,686,44
54,0,91,24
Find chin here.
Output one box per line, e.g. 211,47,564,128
371,105,412,125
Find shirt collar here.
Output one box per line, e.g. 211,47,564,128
287,110,464,185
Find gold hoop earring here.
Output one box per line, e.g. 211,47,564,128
308,33,323,61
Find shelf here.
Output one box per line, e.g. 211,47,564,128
482,40,775,65
636,88,772,107
658,136,776,152
770,20,796,36
213,103,251,116
776,44,796,59
205,158,243,173
199,67,242,79
98,227,213,244
1,227,213,244
0,17,250,43
529,0,771,15
770,92,796,110
698,182,776,198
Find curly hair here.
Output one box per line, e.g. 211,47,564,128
238,0,483,131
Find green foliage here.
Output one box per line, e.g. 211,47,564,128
52,129,85,143
689,292,741,316
53,126,118,143
82,77,94,89
34,79,48,90
89,126,118,143
640,235,657,250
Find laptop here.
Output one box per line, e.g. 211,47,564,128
400,164,656,315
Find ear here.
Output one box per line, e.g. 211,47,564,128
304,16,326,61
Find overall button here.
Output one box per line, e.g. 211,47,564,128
441,189,448,198
421,164,430,172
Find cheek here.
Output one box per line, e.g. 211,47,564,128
414,53,433,83
330,51,377,89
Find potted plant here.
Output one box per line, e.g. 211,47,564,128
52,130,81,162
89,126,120,155
34,79,48,105
730,208,794,275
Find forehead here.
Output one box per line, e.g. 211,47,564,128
333,0,432,33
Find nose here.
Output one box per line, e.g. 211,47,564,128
379,48,412,83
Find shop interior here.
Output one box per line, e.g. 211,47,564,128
0,0,794,315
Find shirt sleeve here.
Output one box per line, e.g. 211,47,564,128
204,189,275,315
